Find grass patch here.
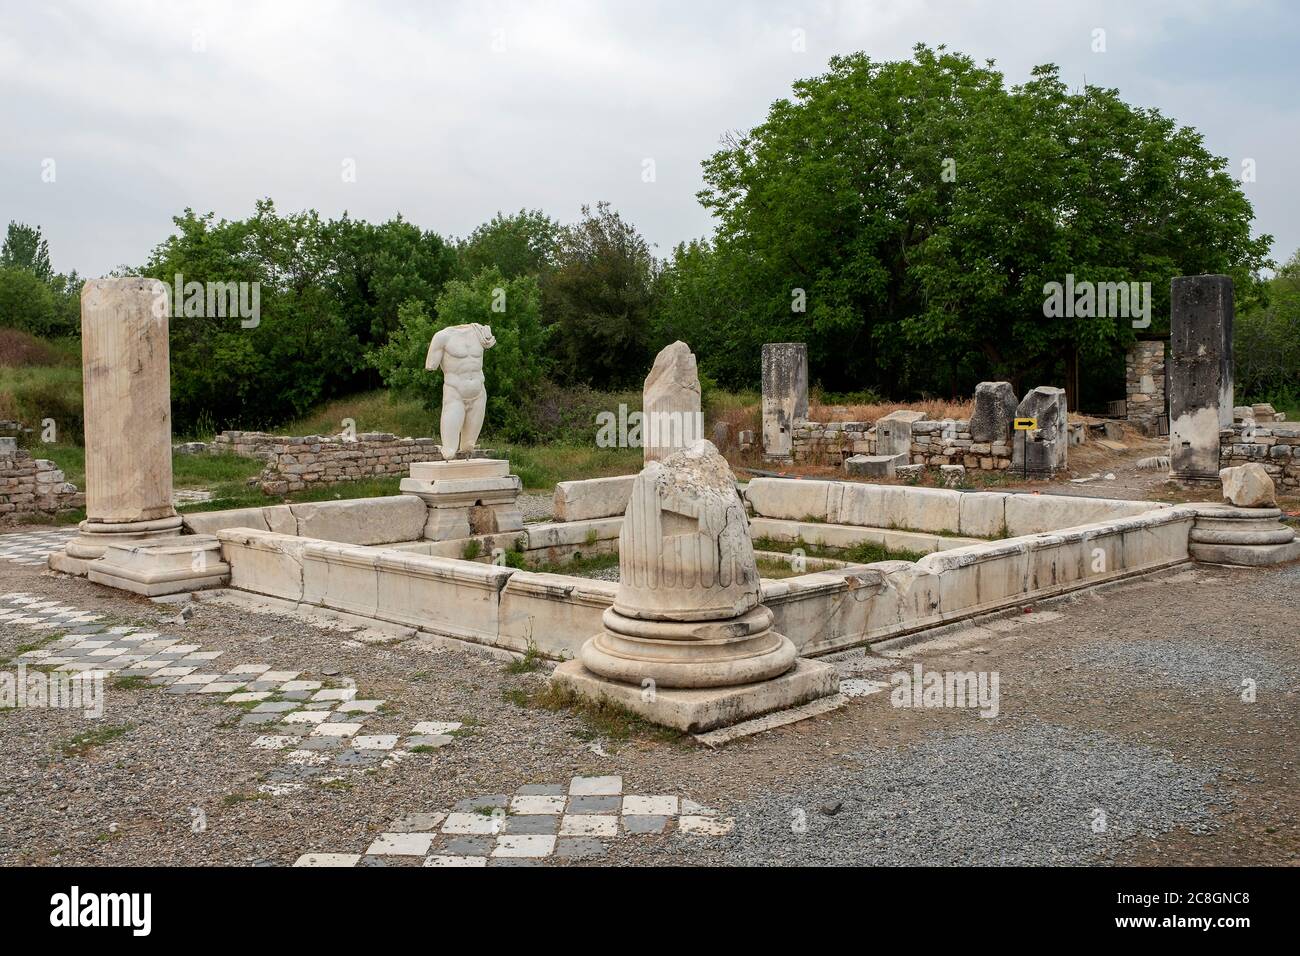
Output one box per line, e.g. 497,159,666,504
505,683,687,745
756,557,804,579
498,444,642,492
57,724,130,758
172,451,263,489
279,389,433,439
526,551,619,576
109,675,152,691
221,791,269,807
753,535,926,564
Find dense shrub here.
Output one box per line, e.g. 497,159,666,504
368,268,548,443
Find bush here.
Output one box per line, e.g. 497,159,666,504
0,267,59,337
368,268,547,442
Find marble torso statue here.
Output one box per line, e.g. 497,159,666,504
425,323,496,458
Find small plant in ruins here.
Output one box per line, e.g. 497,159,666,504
505,640,544,675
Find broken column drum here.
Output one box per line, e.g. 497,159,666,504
579,441,797,688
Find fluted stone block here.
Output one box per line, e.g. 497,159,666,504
81,278,177,524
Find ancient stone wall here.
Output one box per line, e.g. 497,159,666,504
211,431,443,495
1219,422,1300,492
0,439,84,520
1125,340,1166,435
789,419,1013,471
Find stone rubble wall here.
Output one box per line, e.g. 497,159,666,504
1125,340,1166,435
0,442,84,521
1219,423,1300,491
791,418,1013,471
210,430,443,495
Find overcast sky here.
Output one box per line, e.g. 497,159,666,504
2,0,1296,278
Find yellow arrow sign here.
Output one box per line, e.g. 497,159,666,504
1013,417,1038,431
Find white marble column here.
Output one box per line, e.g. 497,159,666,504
58,278,181,565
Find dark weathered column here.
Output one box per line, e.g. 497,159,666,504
1169,276,1233,481
761,343,808,461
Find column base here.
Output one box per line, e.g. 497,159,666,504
54,514,184,570
581,605,797,688
1187,504,1300,566
551,658,839,733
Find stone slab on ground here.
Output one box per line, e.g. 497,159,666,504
693,692,847,747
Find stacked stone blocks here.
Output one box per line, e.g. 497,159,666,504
0,439,84,520
212,431,443,495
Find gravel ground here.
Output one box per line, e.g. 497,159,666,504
2,528,1296,867
690,720,1227,866
519,492,554,523
1061,631,1295,692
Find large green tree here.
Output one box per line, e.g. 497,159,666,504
327,214,457,346
543,202,658,389
0,221,81,336
457,209,559,281
143,201,363,432
1,222,54,282
686,45,1272,399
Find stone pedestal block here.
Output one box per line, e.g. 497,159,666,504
1169,275,1234,481
876,410,927,459
844,454,903,478
86,535,229,596
761,343,808,462
552,657,839,733
400,458,522,542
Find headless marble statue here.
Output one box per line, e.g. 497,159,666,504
425,323,496,458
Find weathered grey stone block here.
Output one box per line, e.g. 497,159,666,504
969,382,1017,443
761,343,808,461
1011,386,1069,475
1169,275,1233,481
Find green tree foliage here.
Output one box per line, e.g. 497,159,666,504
327,214,457,346
543,202,658,389
1,222,53,282
457,209,559,280
685,45,1271,397
368,268,547,441
0,267,58,337
1237,250,1300,407
143,201,362,433
0,222,81,336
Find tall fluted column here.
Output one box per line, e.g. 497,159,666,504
57,278,181,565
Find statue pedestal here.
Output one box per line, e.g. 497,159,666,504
400,459,523,541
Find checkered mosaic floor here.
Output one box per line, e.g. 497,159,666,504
0,529,76,566
294,774,734,867
1,592,462,796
